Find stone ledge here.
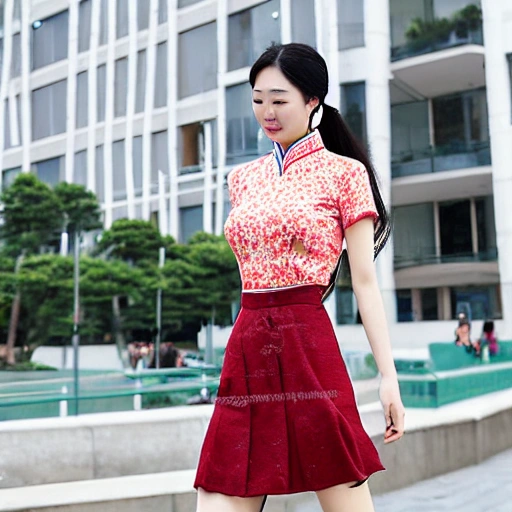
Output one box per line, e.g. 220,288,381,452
0,470,195,511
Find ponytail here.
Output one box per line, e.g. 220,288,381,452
314,104,391,301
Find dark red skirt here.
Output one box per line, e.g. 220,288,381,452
194,285,384,497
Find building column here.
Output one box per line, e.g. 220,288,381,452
365,0,397,324
482,0,512,338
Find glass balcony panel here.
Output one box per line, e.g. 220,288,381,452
390,1,483,61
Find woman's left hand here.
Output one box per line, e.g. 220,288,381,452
379,376,405,444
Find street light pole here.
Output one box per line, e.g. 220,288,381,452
155,246,166,369
72,229,80,414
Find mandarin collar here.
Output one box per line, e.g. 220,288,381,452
272,130,325,176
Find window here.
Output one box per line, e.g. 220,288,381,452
133,136,143,197
154,42,167,108
439,200,472,258
475,196,496,255
116,0,129,39
95,145,105,202
178,0,203,7
112,206,128,221
32,156,65,187
178,22,217,99
151,131,168,194
159,0,168,23
179,123,204,174
396,289,413,322
228,0,280,71
433,88,489,154
99,0,108,45
337,0,365,49
32,10,69,70
180,205,203,243
335,287,358,325
391,100,430,177
74,150,87,186
137,0,150,30
291,0,316,47
421,288,438,321
32,80,67,140
79,0,91,52
112,140,126,201
2,167,21,191
97,64,106,122
393,203,436,267
340,82,367,146
136,50,146,113
4,96,21,149
226,82,272,165
11,33,21,77
451,285,502,321
76,71,88,128
114,58,128,117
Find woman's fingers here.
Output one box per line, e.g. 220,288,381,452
383,402,405,444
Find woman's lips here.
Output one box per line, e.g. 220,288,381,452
264,126,281,133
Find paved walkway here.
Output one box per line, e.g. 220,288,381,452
373,448,512,512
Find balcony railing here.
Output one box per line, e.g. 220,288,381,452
391,19,483,62
394,247,498,270
392,141,491,178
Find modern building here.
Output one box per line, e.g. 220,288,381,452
1,0,511,348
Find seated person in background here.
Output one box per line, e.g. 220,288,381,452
475,320,499,357
454,316,476,354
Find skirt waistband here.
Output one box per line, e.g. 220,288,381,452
241,285,325,309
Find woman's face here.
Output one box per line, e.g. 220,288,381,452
252,66,318,151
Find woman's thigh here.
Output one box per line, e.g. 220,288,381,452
316,481,375,512
196,488,266,512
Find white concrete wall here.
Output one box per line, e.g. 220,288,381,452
482,0,512,340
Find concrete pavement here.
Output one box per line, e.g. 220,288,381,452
373,448,512,512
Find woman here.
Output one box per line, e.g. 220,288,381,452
194,43,405,512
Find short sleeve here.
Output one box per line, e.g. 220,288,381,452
337,161,378,231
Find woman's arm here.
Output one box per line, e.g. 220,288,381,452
344,217,405,443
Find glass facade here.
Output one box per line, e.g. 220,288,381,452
114,58,128,117
78,0,91,53
390,0,483,61
154,42,168,108
32,80,67,140
394,203,436,268
337,0,365,50
394,197,497,269
291,0,316,48
74,150,88,186
180,205,203,243
228,0,281,71
451,285,502,320
178,22,217,99
226,82,273,165
32,10,69,70
76,71,88,128
2,167,21,191
340,82,367,146
112,139,127,201
392,89,490,177
32,156,65,187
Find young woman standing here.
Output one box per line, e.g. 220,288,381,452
194,43,405,512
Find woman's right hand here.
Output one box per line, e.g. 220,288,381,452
379,375,405,444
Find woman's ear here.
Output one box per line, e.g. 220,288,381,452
308,97,320,112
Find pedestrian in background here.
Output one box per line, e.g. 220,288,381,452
194,43,404,512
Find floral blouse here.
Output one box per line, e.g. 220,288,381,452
224,130,378,291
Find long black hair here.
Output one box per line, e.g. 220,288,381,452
249,43,391,299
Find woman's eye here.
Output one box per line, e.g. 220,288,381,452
273,101,285,105
253,99,263,104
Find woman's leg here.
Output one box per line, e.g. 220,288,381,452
316,481,375,512
196,488,267,512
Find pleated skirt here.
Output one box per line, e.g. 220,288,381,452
194,285,384,497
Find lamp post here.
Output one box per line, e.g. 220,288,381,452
72,229,81,414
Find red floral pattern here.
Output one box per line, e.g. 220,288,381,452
224,130,378,290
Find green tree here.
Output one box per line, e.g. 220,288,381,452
95,219,168,264
54,182,103,235
1,174,63,364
